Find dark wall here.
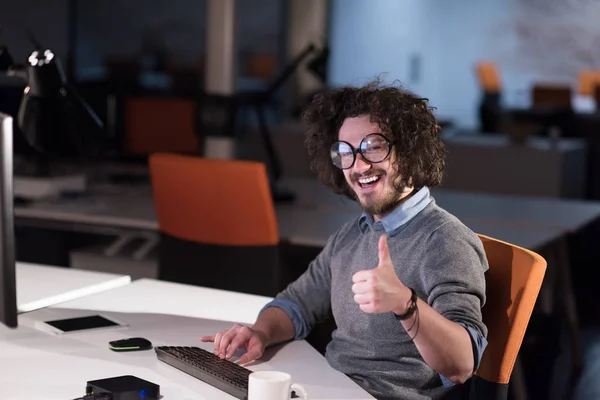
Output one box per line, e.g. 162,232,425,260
1,0,283,80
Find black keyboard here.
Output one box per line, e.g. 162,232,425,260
155,346,251,399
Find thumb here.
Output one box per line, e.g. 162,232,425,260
239,341,263,364
378,234,392,267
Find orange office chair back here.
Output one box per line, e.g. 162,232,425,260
125,97,199,156
470,234,546,399
578,69,600,97
475,61,502,93
149,153,280,295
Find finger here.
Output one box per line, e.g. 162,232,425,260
353,293,371,305
359,303,374,313
352,270,371,283
200,334,216,342
218,325,241,357
239,342,264,364
351,281,370,294
213,331,224,354
378,235,392,266
226,326,253,359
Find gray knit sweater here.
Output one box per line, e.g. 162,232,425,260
274,199,488,400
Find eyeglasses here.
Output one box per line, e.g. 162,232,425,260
330,133,394,169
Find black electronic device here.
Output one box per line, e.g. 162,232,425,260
86,375,159,400
109,337,153,352
34,314,127,335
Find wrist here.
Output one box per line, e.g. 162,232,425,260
392,286,413,315
392,287,418,319
253,328,271,347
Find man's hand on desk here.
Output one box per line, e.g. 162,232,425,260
200,324,268,364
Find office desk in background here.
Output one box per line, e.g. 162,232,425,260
1,278,375,400
15,177,600,248
441,133,588,198
276,208,564,251
283,178,600,234
12,178,586,297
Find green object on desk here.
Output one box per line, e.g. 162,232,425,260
109,337,153,352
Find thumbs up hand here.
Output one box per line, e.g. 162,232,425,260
351,235,412,314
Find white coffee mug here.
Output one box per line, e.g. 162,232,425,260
248,371,309,400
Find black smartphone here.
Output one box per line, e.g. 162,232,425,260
35,315,127,335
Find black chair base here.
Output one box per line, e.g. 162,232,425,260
158,232,280,297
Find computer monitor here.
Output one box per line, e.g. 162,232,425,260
0,113,17,328
0,45,103,329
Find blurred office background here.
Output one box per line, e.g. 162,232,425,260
3,0,600,399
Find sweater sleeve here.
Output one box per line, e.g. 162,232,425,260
260,228,338,340
420,221,489,369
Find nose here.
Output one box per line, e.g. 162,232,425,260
353,153,372,173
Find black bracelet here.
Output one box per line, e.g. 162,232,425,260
393,287,418,321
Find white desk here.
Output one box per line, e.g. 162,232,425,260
1,278,375,400
16,262,131,313
53,278,272,325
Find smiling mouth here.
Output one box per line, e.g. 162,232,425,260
356,174,382,188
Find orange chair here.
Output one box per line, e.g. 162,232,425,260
305,233,546,398
475,61,503,132
469,234,546,399
578,69,600,97
475,61,502,93
149,153,280,296
243,53,278,79
125,97,199,156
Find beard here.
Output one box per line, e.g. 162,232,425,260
359,184,403,216
351,170,407,216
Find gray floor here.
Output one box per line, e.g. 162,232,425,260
574,327,600,400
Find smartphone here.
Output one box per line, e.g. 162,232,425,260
34,315,128,335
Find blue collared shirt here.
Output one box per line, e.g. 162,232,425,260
357,185,433,236
262,186,487,386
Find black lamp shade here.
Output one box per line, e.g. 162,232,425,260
0,46,14,71
17,49,105,158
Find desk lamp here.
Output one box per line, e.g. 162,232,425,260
14,49,105,199
0,45,104,328
18,49,104,159
198,43,325,202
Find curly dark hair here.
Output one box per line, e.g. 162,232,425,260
302,80,445,200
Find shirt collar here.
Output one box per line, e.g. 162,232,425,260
358,186,432,235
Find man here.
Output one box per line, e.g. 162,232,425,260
201,81,488,400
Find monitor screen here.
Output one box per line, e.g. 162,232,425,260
0,113,18,328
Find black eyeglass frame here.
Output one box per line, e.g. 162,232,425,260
330,133,395,170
